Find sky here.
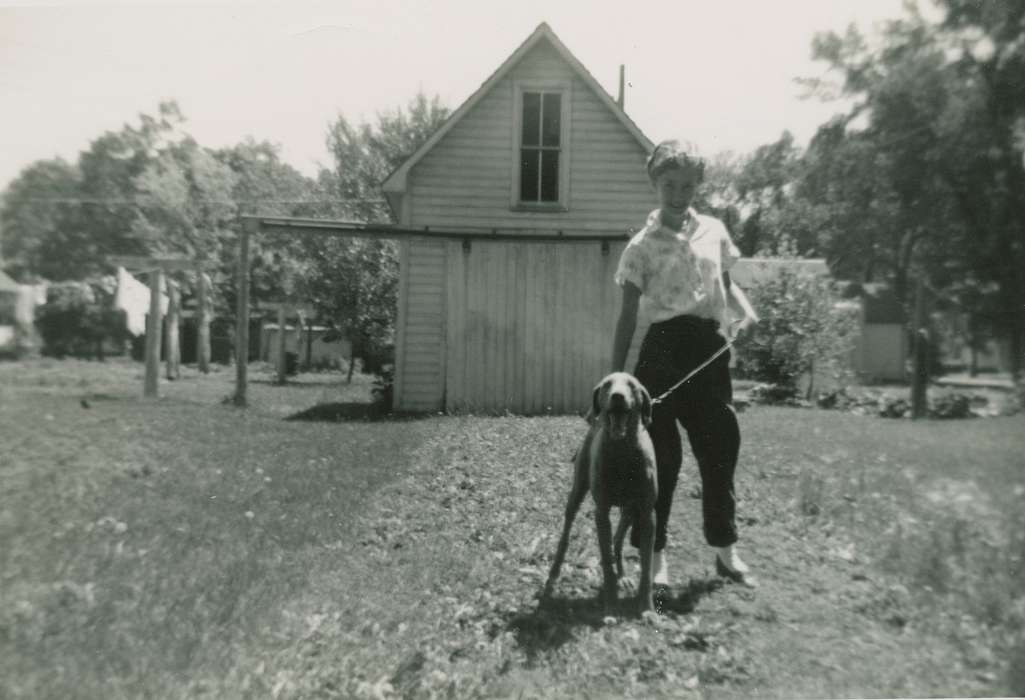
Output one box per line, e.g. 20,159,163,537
0,0,918,192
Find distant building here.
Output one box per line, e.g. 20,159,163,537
260,323,352,369
840,282,908,382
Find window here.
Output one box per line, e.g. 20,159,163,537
513,83,569,208
520,92,561,203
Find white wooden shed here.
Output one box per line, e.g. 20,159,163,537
381,22,657,414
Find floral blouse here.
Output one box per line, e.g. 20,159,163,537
615,208,742,328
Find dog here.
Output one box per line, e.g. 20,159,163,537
542,372,658,614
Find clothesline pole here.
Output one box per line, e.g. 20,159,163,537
109,255,201,399
144,268,163,398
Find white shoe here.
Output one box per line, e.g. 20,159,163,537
715,546,749,574
653,550,670,586
715,546,757,587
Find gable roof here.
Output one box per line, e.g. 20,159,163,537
381,22,653,214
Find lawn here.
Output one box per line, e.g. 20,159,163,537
1,358,1023,699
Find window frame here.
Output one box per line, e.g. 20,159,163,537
510,79,572,211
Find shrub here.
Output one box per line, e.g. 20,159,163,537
748,382,799,405
878,394,911,418
928,392,973,419
733,264,859,395
35,277,128,359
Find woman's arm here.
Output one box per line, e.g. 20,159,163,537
611,281,641,372
723,271,759,337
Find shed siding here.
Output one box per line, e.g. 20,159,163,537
443,239,624,414
408,40,655,234
852,323,907,382
398,238,446,411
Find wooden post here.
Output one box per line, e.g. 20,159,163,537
197,271,210,374
295,309,305,372
305,315,314,370
276,304,288,384
911,278,928,419
234,222,252,406
110,256,198,395
144,268,163,398
617,64,625,108
165,277,181,380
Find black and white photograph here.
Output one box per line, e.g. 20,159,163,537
1,1,1023,697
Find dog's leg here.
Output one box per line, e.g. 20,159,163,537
595,500,618,614
613,508,633,579
636,502,656,614
543,451,590,600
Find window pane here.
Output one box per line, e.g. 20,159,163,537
542,93,561,146
521,92,540,146
540,150,559,201
520,149,540,201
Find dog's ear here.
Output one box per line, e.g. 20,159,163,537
590,381,604,423
635,381,653,428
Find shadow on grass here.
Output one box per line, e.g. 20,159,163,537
250,378,350,388
506,596,604,664
657,577,725,615
507,576,726,662
285,401,430,423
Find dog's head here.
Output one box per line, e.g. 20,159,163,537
590,372,652,440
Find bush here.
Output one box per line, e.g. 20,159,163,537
877,394,911,418
733,265,859,394
929,392,973,419
748,382,800,405
35,277,128,359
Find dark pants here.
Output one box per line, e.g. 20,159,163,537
633,315,740,550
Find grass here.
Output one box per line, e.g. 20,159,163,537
1,357,1023,698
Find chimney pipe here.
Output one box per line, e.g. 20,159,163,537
617,64,625,109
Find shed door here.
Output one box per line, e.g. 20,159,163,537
444,239,621,414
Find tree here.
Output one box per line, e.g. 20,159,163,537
302,93,449,375
1,159,81,280
74,101,189,275
133,138,239,371
213,138,325,313
793,118,903,284
323,92,449,222
804,2,1025,377
1,102,187,281
732,131,807,256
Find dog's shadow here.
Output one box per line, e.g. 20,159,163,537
504,595,605,664
505,576,724,664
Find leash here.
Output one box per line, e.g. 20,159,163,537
649,322,741,406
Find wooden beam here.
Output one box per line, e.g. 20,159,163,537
144,268,163,398
260,301,314,316
244,215,631,242
110,255,200,272
234,221,253,407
